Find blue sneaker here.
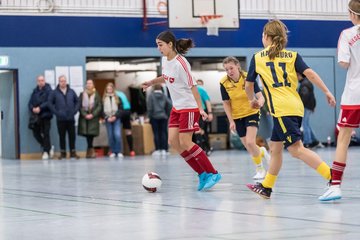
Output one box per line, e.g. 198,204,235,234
203,172,222,190
197,172,208,191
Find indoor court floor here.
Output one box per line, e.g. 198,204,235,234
1,148,360,239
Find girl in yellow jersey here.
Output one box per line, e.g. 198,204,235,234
245,20,336,199
221,57,270,180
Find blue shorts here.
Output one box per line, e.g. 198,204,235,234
271,116,302,148
235,113,260,138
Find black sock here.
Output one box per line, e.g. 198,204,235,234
126,135,134,151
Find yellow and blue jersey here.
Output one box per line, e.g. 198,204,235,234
220,72,260,119
246,46,309,117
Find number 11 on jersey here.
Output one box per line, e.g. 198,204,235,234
266,62,291,88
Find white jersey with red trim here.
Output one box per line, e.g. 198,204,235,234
161,55,198,110
338,24,360,107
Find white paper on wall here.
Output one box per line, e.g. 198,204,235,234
69,66,84,86
55,66,70,85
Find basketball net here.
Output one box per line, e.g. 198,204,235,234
200,15,223,36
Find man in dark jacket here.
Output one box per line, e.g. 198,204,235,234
48,75,80,159
298,74,324,148
28,75,53,160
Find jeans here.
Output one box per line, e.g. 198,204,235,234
105,119,122,154
302,108,318,145
57,120,76,152
32,118,51,153
150,118,168,151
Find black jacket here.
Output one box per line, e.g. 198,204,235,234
28,83,53,119
298,78,316,111
48,85,80,121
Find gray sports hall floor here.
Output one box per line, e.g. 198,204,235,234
1,148,360,240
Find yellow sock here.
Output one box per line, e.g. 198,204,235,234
262,173,277,188
252,147,263,166
316,162,331,180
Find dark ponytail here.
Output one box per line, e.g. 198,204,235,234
175,38,194,55
157,31,194,55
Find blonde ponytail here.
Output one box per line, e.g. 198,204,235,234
263,20,288,60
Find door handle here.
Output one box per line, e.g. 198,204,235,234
1,111,3,120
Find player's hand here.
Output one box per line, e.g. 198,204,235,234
257,97,265,108
325,91,336,107
250,99,261,109
200,109,208,121
229,120,236,132
141,81,152,92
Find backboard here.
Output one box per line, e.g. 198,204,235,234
168,0,239,29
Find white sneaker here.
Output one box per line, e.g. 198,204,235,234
152,150,162,157
49,145,55,158
161,150,170,156
260,146,271,165
109,153,116,158
253,167,266,180
319,185,342,201
42,152,49,160
117,153,124,158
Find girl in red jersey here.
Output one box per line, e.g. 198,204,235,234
142,31,221,191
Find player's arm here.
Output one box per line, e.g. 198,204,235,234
296,54,336,107
337,31,350,69
252,81,264,109
220,83,235,132
141,76,165,91
339,62,350,69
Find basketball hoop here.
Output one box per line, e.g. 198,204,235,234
200,15,223,36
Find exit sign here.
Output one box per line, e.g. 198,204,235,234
0,56,9,67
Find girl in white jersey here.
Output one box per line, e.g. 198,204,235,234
142,31,221,191
319,0,360,201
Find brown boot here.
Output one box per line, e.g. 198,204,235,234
70,150,80,159
86,148,91,158
89,148,96,158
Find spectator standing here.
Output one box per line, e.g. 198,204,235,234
147,84,172,156
116,90,136,156
48,75,80,159
78,79,102,158
103,83,124,158
28,75,54,160
298,73,324,148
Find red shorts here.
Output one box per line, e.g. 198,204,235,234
337,107,360,128
168,108,200,133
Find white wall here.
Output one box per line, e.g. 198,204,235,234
193,70,227,103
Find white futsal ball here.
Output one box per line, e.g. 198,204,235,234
142,172,162,192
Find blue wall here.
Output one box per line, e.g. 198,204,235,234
0,16,352,48
0,16,351,156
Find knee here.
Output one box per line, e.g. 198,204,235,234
245,139,257,150
288,145,303,158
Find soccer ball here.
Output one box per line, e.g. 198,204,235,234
142,172,162,192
